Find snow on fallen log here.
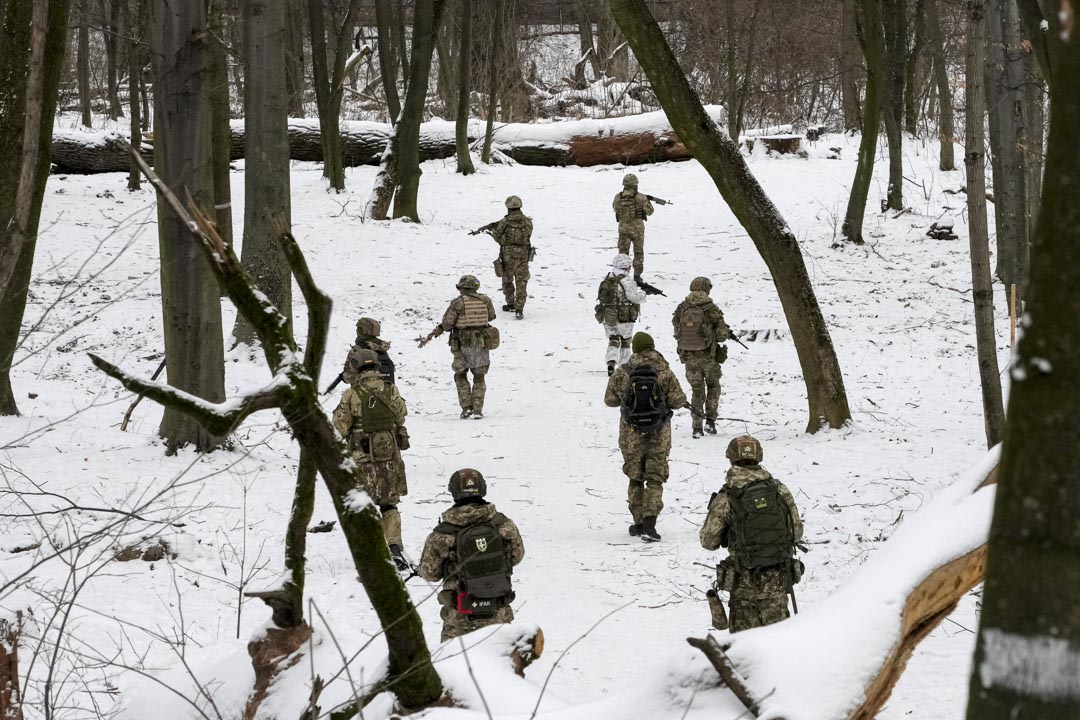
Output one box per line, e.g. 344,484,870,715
49,107,727,174
702,448,999,720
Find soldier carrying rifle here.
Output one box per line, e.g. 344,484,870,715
612,173,672,280
469,195,534,320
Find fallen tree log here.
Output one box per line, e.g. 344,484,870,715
690,450,999,720
49,107,727,174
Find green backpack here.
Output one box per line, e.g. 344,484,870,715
727,478,794,571
436,514,514,618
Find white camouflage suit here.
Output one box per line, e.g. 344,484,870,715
603,268,648,366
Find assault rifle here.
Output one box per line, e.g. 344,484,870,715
728,330,750,351
635,277,666,297
417,328,440,348
644,194,673,206
468,221,498,236
323,372,346,396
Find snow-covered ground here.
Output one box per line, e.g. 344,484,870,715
2,130,1004,718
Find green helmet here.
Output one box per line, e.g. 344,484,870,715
505,195,523,210
726,435,764,465
350,349,380,373
448,468,487,501
622,173,639,187
355,317,381,337
457,274,480,291
689,277,713,294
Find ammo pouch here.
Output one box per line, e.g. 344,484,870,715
715,343,729,364
715,558,736,593
482,325,501,350
396,427,410,451
494,258,504,278
369,430,396,462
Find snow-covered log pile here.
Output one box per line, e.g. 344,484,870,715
50,107,727,174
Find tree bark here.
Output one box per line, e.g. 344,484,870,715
840,0,863,131
391,0,446,221
963,0,1006,448
880,0,905,211
149,0,227,452
903,0,927,135
842,0,886,244
924,0,954,170
100,0,123,119
234,0,293,346
610,0,851,433
0,0,73,417
307,0,360,191
207,0,234,248
456,0,476,175
374,0,401,123
966,11,1080,717
78,0,92,127
124,0,141,191
285,0,305,117
481,0,502,163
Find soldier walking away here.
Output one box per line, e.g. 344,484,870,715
612,173,654,279
595,253,648,376
418,469,525,642
332,349,413,572
323,317,396,395
603,332,688,542
700,435,804,632
672,277,731,438
475,195,534,320
419,275,498,419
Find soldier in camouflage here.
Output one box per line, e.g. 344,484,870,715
700,435,803,632
603,332,688,542
611,173,654,278
332,349,412,571
343,317,395,385
671,277,730,438
596,253,648,376
418,469,525,642
480,195,534,320
422,275,498,419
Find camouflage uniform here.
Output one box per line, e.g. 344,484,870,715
438,290,497,415
332,369,410,546
612,189,654,277
418,501,525,641
672,290,730,433
596,266,648,367
343,335,394,385
700,464,803,632
489,210,534,313
603,349,688,523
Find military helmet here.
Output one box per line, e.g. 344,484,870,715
456,274,480,291
612,253,633,271
504,195,523,210
448,468,487,501
622,173,639,187
689,276,713,294
726,435,764,465
355,317,381,337
350,349,380,372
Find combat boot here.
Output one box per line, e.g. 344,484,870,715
692,426,704,439
607,361,616,376
389,544,412,573
473,411,484,419
460,408,473,419
640,516,661,542
628,523,641,536
502,304,513,312
705,419,717,435
515,310,524,320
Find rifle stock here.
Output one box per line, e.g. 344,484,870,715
323,372,345,396
728,330,750,350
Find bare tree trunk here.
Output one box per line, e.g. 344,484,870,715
78,0,92,127
0,0,72,417
392,0,446,221
481,0,502,163
456,0,476,175
234,0,293,346
840,0,863,131
100,0,123,119
307,0,361,192
925,0,954,170
573,0,597,84
843,0,886,244
285,0,305,117
149,0,227,452
903,0,926,135
881,0,905,211
966,10,1080,716
1022,53,1043,252
610,0,852,433
124,0,141,190
207,0,234,248
0,618,23,720
595,1,630,82
375,0,401,123
963,0,1006,448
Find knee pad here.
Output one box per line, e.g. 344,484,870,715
619,337,631,349
608,335,621,347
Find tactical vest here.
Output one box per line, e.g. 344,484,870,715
617,192,642,223
503,216,531,247
349,381,399,462
596,275,638,324
456,295,490,329
436,513,514,617
676,303,714,352
725,478,795,571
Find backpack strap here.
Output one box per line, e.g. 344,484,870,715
434,520,461,535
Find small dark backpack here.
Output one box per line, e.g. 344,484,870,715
727,478,794,570
438,514,514,617
344,345,396,385
621,365,670,434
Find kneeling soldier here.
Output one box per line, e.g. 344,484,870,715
419,469,525,642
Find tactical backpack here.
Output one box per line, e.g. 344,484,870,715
353,382,399,461
504,216,531,247
616,192,643,223
343,345,396,385
621,365,670,434
676,303,714,352
726,478,795,571
595,275,638,324
437,514,514,617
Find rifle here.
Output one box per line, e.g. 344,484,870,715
468,221,498,236
323,372,345,396
644,194,673,206
635,277,666,296
417,328,440,348
728,330,750,351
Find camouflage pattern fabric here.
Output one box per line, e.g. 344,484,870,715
612,190,654,277
673,291,730,430
603,349,688,523
603,322,635,365
342,336,392,385
492,211,533,312
452,353,488,414
440,292,497,412
700,464,803,632
418,501,525,642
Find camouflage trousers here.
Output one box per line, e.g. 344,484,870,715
603,321,635,365
439,603,515,642
727,567,791,633
500,257,530,312
354,458,407,547
619,422,671,522
379,506,402,547
451,351,489,413
617,222,646,277
680,351,722,431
